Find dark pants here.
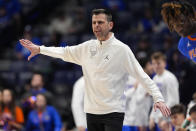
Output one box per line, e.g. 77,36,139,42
87,112,124,131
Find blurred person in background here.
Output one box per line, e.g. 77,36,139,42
48,10,73,35
0,89,24,131
48,32,67,47
137,7,156,33
102,0,125,11
0,0,21,31
167,50,183,81
169,106,196,131
15,25,42,60
19,8,170,131
0,0,21,20
0,4,14,52
0,5,10,32
122,76,138,131
161,1,196,63
0,0,22,47
150,52,179,131
22,73,53,102
70,8,87,35
135,36,153,60
161,35,175,60
71,76,86,131
187,92,196,118
187,105,196,130
26,93,62,131
21,73,53,120
170,104,186,131
123,58,153,131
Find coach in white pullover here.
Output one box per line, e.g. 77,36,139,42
19,9,170,131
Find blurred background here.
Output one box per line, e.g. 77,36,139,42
0,0,196,130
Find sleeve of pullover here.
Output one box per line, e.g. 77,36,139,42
40,41,89,65
124,46,164,103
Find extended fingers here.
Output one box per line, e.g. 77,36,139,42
161,105,171,117
165,106,171,116
19,39,32,46
19,39,27,46
154,102,171,117
160,106,167,117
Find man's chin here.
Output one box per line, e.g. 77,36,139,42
95,36,103,41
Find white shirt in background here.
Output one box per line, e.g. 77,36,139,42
40,33,164,114
123,76,152,126
71,76,87,128
150,70,179,123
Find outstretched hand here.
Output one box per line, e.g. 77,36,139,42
19,39,40,61
154,101,171,117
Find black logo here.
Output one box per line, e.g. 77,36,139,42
104,55,109,60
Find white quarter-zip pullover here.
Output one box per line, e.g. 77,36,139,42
40,33,164,114
71,76,87,128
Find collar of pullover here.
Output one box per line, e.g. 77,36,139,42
98,33,114,47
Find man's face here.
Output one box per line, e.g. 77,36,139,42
173,15,194,37
92,14,113,41
144,62,154,75
171,113,185,127
36,94,46,109
3,90,12,105
191,112,196,124
31,74,43,89
151,59,166,75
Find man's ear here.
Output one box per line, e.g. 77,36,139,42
109,21,114,30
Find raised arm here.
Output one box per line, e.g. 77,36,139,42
124,46,171,117
20,39,87,65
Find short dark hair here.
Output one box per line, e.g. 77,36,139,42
171,104,186,117
189,105,196,115
138,58,150,68
32,72,44,82
151,52,167,62
161,0,196,32
92,9,112,22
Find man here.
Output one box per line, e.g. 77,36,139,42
187,92,196,118
19,9,170,131
21,73,53,120
161,1,196,62
150,52,179,131
170,104,186,130
25,94,62,131
189,105,196,130
22,73,53,102
71,76,87,131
